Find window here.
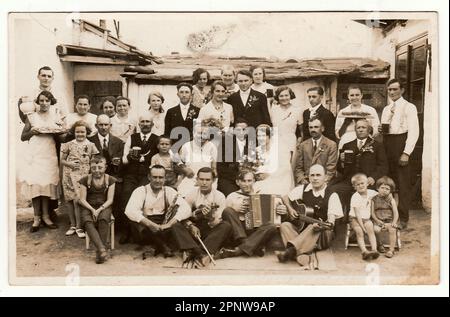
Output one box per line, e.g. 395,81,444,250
395,34,428,113
395,33,429,206
74,81,123,115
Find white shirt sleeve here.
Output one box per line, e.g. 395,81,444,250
327,193,344,219
226,192,244,213
167,187,192,221
368,106,380,138
122,135,132,164
288,185,304,201
214,191,227,220
124,187,146,223
404,103,419,155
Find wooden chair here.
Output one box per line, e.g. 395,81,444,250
344,222,401,250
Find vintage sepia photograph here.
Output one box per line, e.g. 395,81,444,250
6,9,442,289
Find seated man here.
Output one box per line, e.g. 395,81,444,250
125,165,203,262
294,117,338,185
216,170,285,259
333,118,388,211
276,164,343,266
183,167,232,266
120,113,159,243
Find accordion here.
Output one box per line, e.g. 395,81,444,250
244,194,281,230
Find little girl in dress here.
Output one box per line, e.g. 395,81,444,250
60,121,99,238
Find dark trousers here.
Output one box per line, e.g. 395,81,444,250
217,178,240,198
81,207,112,251
130,215,198,252
195,219,232,255
111,182,124,229
384,133,411,223
221,207,277,256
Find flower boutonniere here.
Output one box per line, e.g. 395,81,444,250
317,146,325,153
187,108,198,121
359,140,375,155
247,94,259,108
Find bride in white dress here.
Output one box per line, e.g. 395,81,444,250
253,124,294,196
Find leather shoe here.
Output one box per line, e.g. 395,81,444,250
95,250,108,264
215,248,239,259
30,225,40,233
43,221,58,229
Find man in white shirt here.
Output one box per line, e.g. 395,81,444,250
125,165,199,258
276,164,343,265
380,79,420,229
183,167,232,266
18,66,68,124
216,170,285,259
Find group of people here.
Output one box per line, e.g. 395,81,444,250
18,64,420,267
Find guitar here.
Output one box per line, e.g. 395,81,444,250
290,200,333,232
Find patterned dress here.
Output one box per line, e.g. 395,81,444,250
60,139,99,201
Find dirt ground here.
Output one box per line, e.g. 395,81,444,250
12,205,437,286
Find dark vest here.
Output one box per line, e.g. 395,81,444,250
302,186,334,221
124,133,158,175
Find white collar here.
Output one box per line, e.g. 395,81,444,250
391,97,406,106
309,104,322,112
304,183,327,197
357,137,368,144
312,136,322,144
240,89,251,95
98,133,109,142
180,103,190,109
140,132,151,139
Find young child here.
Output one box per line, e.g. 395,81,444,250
349,173,379,260
61,121,99,238
371,176,400,258
78,156,116,264
150,135,181,188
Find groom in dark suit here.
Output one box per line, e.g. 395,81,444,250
227,70,272,129
217,118,256,196
164,82,199,151
302,86,336,141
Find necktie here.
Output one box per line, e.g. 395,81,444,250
103,138,108,150
389,102,396,123
313,140,317,153
358,140,364,150
142,135,147,143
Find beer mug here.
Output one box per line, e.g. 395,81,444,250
111,157,121,166
344,150,355,165
381,123,390,134
130,146,141,157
